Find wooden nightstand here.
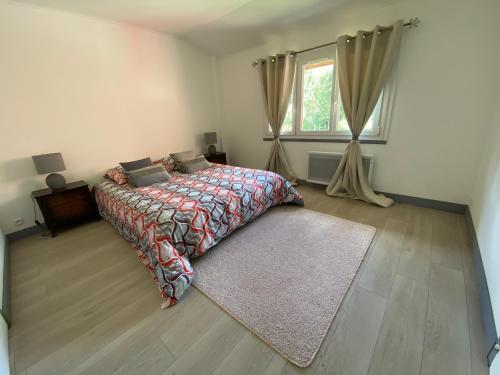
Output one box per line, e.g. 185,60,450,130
204,152,227,165
32,181,99,237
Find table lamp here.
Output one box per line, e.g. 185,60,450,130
32,152,67,190
204,132,217,155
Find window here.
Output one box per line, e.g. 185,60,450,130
266,45,391,141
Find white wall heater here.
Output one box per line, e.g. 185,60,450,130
307,151,374,186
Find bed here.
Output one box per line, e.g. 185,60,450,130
94,162,303,307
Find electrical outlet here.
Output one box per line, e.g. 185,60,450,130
14,217,24,226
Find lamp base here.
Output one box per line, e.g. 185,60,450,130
46,173,66,190
208,144,217,156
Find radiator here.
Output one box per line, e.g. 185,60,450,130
307,151,374,185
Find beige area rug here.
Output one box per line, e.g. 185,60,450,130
192,206,376,367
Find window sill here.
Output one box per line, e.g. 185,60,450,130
262,137,387,144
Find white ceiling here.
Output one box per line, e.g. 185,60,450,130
14,0,396,55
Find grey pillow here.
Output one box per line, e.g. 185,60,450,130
126,165,170,187
119,157,153,172
180,156,212,174
169,150,194,172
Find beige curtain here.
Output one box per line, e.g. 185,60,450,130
258,51,297,183
326,21,403,207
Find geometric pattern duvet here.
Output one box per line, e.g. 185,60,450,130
95,164,303,307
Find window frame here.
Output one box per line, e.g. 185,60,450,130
263,45,395,142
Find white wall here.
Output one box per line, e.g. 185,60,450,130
216,0,500,204
471,93,500,374
0,1,218,234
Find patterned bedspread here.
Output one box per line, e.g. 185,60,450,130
95,164,303,307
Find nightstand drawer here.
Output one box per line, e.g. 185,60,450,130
44,188,88,207
50,199,94,226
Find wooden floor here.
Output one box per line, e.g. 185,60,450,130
9,184,489,375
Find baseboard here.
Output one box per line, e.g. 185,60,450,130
6,224,44,241
2,240,10,328
377,191,466,213
464,207,499,366
297,179,467,213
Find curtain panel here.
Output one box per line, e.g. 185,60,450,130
257,52,298,183
326,20,404,207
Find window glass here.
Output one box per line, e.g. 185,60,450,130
335,92,383,136
300,59,334,132
281,94,294,133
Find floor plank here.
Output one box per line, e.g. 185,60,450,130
212,331,275,375
396,211,432,284
13,271,149,371
88,337,174,375
159,291,224,358
466,284,490,375
161,313,247,375
280,286,387,375
26,282,159,375
311,286,387,375
430,211,464,271
262,354,287,375
65,296,200,375
368,275,428,375
421,263,471,375
358,218,407,298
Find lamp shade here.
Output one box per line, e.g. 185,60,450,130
204,132,217,145
32,153,66,174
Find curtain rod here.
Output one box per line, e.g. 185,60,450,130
252,17,420,67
